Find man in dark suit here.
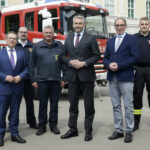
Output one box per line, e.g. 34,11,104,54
17,27,38,129
7,27,38,131
61,15,100,141
0,32,28,146
103,17,139,143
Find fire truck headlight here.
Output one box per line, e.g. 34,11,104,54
80,5,86,11
100,9,104,14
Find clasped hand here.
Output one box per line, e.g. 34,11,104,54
5,75,21,83
70,60,85,69
109,62,118,71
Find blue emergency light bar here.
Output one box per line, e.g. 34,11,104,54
45,0,102,8
45,0,69,2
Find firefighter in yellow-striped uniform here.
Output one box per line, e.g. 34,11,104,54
133,17,150,131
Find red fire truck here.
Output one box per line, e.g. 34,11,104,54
0,0,108,86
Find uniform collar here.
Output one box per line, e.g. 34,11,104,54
18,39,28,47
138,31,150,37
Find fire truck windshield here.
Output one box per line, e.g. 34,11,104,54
61,7,108,39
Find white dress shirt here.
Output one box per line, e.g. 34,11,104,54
115,32,126,51
18,39,27,47
74,30,84,47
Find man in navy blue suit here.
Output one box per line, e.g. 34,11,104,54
0,31,28,146
104,18,139,143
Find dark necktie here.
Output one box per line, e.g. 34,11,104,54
9,49,15,69
75,33,80,48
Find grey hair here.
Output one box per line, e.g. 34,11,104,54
18,26,28,32
114,17,127,26
43,25,54,32
73,15,85,24
6,31,17,38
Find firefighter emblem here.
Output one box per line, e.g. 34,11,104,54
29,48,32,52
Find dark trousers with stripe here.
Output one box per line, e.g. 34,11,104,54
133,66,150,125
133,66,150,111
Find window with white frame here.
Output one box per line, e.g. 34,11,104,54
146,0,150,19
105,0,114,16
24,0,33,3
128,0,134,18
1,0,5,6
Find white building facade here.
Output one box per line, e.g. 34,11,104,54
89,0,149,36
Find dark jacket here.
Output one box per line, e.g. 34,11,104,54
16,40,33,79
29,39,63,83
134,31,150,66
104,33,139,82
16,40,34,65
61,31,100,82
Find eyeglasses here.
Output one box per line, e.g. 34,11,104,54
115,24,126,27
19,31,28,34
7,37,17,40
140,23,149,26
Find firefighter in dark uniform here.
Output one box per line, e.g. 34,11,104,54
29,25,65,136
133,17,150,131
16,27,38,129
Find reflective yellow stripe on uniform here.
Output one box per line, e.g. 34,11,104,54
134,109,142,115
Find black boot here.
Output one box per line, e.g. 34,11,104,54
133,115,141,131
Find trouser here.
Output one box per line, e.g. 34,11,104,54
133,66,150,126
37,81,61,129
109,76,134,133
0,94,22,138
68,79,95,133
8,79,36,125
23,79,36,125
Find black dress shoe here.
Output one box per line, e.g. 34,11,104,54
61,130,78,139
30,123,39,129
124,133,132,143
11,135,26,143
36,127,46,136
50,126,60,134
0,138,4,146
108,131,124,140
85,132,92,141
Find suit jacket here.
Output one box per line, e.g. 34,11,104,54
103,33,139,82
0,47,28,95
61,31,100,82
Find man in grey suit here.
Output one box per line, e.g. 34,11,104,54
61,15,100,141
